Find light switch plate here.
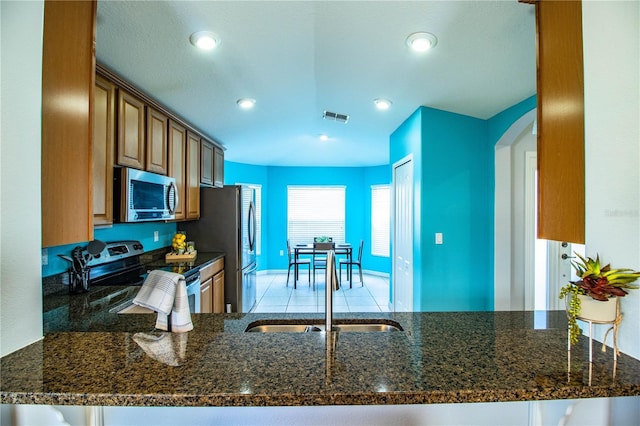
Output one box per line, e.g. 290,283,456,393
153,231,159,242
435,233,443,244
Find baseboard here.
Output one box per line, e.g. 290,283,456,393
258,269,389,278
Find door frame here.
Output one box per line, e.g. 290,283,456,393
391,154,414,312
494,109,537,310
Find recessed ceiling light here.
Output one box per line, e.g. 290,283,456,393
237,98,256,109
319,134,329,141
374,98,392,110
190,31,219,50
406,32,438,52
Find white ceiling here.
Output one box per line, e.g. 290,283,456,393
96,0,536,167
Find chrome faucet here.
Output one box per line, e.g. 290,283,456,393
325,250,336,332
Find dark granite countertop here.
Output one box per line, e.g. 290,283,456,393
41,251,225,332
2,308,640,407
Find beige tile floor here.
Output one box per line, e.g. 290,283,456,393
253,270,391,313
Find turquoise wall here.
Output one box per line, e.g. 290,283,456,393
42,222,176,277
225,161,391,273
421,107,492,311
388,97,536,312
488,95,536,146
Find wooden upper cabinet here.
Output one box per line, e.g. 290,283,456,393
214,146,224,188
168,120,187,220
146,107,168,175
534,0,585,244
186,131,201,220
201,139,224,188
117,90,145,170
200,139,214,187
93,75,116,227
41,0,97,247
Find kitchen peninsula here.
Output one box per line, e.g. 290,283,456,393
2,309,639,407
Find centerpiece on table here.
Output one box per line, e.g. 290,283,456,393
560,253,640,345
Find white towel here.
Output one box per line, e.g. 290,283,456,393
132,331,188,366
133,270,193,333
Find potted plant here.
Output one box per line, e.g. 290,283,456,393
560,253,640,345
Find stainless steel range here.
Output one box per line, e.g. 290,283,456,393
62,240,202,313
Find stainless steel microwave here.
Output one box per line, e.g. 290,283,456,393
114,167,178,222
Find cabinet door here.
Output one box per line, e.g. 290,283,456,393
41,0,96,247
168,120,187,220
186,131,201,220
214,146,224,188
200,277,213,314
146,107,168,175
200,139,214,187
535,0,585,244
213,270,225,313
93,75,116,226
117,90,145,170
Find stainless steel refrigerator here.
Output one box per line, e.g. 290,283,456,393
179,185,257,313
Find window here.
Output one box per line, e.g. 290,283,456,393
287,186,345,245
238,183,262,255
371,185,390,257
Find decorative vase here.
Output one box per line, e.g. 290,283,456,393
576,295,618,322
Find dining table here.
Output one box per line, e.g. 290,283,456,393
294,243,352,286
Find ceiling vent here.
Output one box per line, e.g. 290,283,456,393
323,110,349,124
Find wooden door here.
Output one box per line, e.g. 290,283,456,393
41,0,96,247
200,277,213,314
117,90,145,170
213,271,225,313
393,156,413,312
214,146,224,188
93,75,116,226
200,139,214,187
186,131,201,220
168,120,186,220
146,107,168,175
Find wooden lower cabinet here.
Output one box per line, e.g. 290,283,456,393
200,278,213,314
199,258,225,314
212,270,225,313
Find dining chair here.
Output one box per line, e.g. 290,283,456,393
286,240,311,289
312,241,335,290
339,239,364,288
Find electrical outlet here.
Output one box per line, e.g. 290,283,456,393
42,248,49,266
153,231,159,242
279,250,284,256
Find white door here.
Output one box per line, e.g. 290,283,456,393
393,156,413,312
524,151,582,311
545,241,582,310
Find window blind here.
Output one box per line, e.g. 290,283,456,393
287,186,345,245
371,185,390,257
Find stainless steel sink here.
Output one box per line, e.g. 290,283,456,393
245,320,403,333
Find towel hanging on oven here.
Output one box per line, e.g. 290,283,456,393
133,269,193,333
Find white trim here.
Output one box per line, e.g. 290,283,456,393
524,151,537,310
494,108,537,311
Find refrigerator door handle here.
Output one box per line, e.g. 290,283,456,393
248,201,256,252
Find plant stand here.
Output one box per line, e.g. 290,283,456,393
567,296,621,384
